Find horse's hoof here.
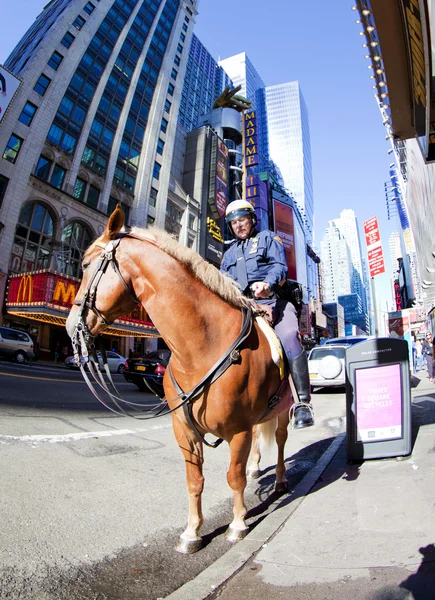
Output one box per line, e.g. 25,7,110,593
175,537,203,554
275,480,289,494
247,468,261,479
225,526,249,543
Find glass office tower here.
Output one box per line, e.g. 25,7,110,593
178,34,232,133
265,81,314,247
218,52,269,172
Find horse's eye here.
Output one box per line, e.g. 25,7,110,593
82,262,90,270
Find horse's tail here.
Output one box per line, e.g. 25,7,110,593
256,417,278,453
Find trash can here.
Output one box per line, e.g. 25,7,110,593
345,337,412,462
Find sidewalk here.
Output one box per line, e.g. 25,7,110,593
166,372,435,600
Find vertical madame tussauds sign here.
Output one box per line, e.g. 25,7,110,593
244,111,259,168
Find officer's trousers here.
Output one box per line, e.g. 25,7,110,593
262,297,304,360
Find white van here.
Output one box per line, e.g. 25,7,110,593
0,327,35,363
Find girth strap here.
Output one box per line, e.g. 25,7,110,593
168,307,253,448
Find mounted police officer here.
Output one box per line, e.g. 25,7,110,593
220,199,314,429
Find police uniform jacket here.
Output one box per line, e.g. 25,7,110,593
220,229,288,293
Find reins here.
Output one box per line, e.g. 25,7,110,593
70,234,255,437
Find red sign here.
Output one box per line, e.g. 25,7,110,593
6,270,153,326
364,216,385,277
273,200,297,280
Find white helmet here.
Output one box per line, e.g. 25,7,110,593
225,200,257,231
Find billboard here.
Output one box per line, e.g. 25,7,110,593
363,216,385,277
244,110,259,168
206,134,228,265
273,200,297,280
0,65,21,123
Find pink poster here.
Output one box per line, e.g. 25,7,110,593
355,364,402,442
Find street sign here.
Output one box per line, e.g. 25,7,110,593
364,216,385,277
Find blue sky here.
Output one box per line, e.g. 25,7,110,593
1,0,395,309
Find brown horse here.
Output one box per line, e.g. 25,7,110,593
66,206,294,553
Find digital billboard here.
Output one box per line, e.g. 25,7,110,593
206,134,228,265
273,200,297,280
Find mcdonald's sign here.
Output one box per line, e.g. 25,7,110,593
17,275,33,303
53,280,77,305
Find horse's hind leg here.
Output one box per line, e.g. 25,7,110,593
172,416,205,554
226,430,252,542
275,410,290,493
247,424,261,479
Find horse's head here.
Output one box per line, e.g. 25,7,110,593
66,205,139,341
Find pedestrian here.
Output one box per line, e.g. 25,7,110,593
220,199,314,429
422,333,434,381
415,338,423,372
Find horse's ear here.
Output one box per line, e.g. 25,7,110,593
103,204,124,240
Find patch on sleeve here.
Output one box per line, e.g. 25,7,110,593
274,235,283,245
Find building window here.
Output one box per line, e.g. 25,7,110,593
180,33,185,42
9,202,54,273
0,175,9,209
18,102,37,126
3,134,23,164
35,156,52,180
171,68,178,80
160,118,168,133
73,15,86,30
73,177,86,201
48,164,66,190
182,23,188,32
83,2,95,15
153,162,161,180
187,234,195,249
33,74,51,96
86,184,100,208
147,215,155,226
185,15,190,23
164,99,171,113
174,55,180,66
168,83,175,96
60,31,75,48
60,221,93,278
149,187,158,207
177,43,183,53
47,51,64,70
156,139,165,155
186,6,193,15
188,214,195,229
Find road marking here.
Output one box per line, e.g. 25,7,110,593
0,371,85,383
0,423,172,444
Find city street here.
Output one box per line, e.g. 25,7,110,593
0,360,346,599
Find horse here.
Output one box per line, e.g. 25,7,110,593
66,205,295,554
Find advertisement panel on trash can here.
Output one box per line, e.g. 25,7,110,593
346,338,411,461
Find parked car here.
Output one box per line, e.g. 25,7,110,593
64,351,127,373
308,344,348,390
0,326,35,363
123,349,171,397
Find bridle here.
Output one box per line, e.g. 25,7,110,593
69,234,263,447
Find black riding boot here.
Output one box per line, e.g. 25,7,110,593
288,352,314,429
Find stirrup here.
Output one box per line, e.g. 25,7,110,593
289,402,314,428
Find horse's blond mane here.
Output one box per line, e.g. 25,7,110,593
130,226,251,310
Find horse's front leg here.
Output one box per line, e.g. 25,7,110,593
275,410,290,493
172,415,204,554
226,429,252,542
247,424,261,479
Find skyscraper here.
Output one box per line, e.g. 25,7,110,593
0,0,199,356
218,52,269,172
265,81,314,247
178,34,232,133
333,208,368,319
320,221,354,302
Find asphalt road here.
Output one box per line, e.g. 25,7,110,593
0,360,347,599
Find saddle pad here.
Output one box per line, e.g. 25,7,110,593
255,315,285,380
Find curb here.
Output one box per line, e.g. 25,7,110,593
164,432,346,600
